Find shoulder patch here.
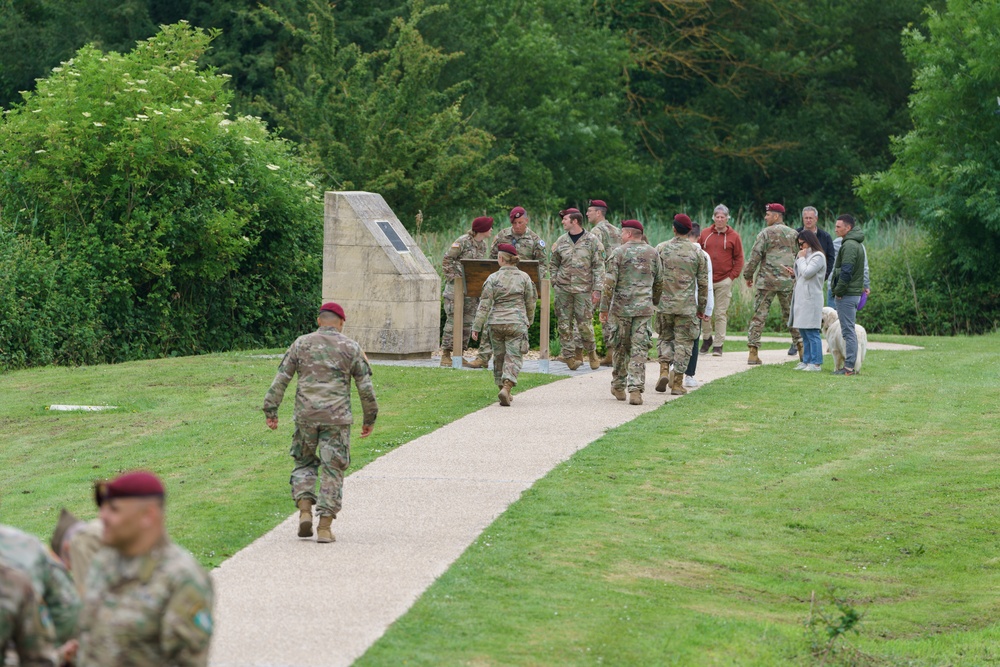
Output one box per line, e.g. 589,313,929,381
538,240,546,248
451,242,461,248
193,609,213,634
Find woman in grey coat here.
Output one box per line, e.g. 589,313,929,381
785,230,827,370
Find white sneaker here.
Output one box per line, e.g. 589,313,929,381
793,362,808,370
804,364,823,372
683,375,699,388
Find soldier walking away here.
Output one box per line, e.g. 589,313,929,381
654,214,708,396
77,471,213,667
471,243,537,406
698,204,743,356
263,302,378,543
587,199,621,365
551,207,604,370
743,203,802,365
482,207,547,369
441,216,494,367
600,220,662,405
0,561,59,667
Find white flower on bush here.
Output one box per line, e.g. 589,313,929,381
81,112,91,117
93,122,104,127
266,164,280,171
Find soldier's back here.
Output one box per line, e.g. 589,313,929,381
606,242,660,317
0,561,58,667
78,540,213,667
656,238,702,314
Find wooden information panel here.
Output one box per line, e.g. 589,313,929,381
459,259,541,298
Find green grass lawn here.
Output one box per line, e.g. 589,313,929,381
0,351,558,568
356,333,1000,666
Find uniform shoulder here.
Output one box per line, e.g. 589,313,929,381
162,542,211,588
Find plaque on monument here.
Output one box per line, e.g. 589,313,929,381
323,192,440,359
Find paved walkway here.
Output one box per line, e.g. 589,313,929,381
211,341,919,667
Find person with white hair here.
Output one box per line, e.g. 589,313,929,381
698,204,744,356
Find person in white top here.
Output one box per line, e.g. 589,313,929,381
683,223,714,388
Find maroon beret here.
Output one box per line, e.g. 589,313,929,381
320,302,346,321
673,214,693,232
472,216,494,233
95,471,165,506
766,203,786,214
559,208,582,217
509,206,526,221
621,219,643,232
588,199,608,209
497,243,518,256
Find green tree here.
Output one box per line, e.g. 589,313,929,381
258,0,503,226
0,22,322,368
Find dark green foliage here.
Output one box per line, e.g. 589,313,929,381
0,24,322,369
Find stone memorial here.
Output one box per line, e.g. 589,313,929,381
323,191,440,358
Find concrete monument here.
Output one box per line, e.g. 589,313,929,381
323,191,440,358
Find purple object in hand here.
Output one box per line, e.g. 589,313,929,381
857,292,868,310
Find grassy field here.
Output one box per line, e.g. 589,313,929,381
0,352,559,568
356,333,1000,666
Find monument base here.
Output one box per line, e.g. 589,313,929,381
366,351,435,361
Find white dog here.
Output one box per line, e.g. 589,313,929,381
821,306,867,372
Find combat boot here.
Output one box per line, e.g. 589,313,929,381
467,357,487,369
628,390,643,405
588,350,600,370
316,515,335,543
498,380,514,406
440,350,452,367
670,373,687,396
565,354,582,371
296,498,314,538
796,341,804,361
611,386,626,401
699,336,713,355
574,349,584,365
747,347,762,365
655,362,670,393
601,351,613,366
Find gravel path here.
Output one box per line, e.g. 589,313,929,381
210,342,919,667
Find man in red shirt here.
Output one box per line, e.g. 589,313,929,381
698,204,744,356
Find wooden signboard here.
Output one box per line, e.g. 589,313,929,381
452,259,551,368
458,259,541,298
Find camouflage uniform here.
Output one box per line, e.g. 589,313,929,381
442,232,489,358
490,227,548,274
0,561,58,667
472,265,537,387
655,237,708,374
551,231,604,359
0,524,80,644
601,240,662,392
263,326,379,518
743,223,802,348
76,539,213,667
591,220,622,268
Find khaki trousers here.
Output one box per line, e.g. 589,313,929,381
703,277,733,345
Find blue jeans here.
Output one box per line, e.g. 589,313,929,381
800,328,822,366
835,296,861,369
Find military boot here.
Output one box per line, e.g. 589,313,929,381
498,380,514,406
565,353,582,371
574,349,584,365
699,336,713,355
747,347,762,365
440,350,452,367
601,351,613,366
655,362,671,393
316,515,335,543
796,341,804,361
670,373,688,396
628,390,643,405
588,350,600,370
467,357,487,369
296,498,314,538
611,386,626,401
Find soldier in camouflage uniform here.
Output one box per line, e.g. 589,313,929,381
0,561,58,667
743,202,802,365
264,302,378,543
478,207,546,369
654,214,709,396
587,199,621,365
600,220,662,405
0,523,80,646
77,471,213,667
441,216,494,367
551,207,604,370
471,243,537,406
